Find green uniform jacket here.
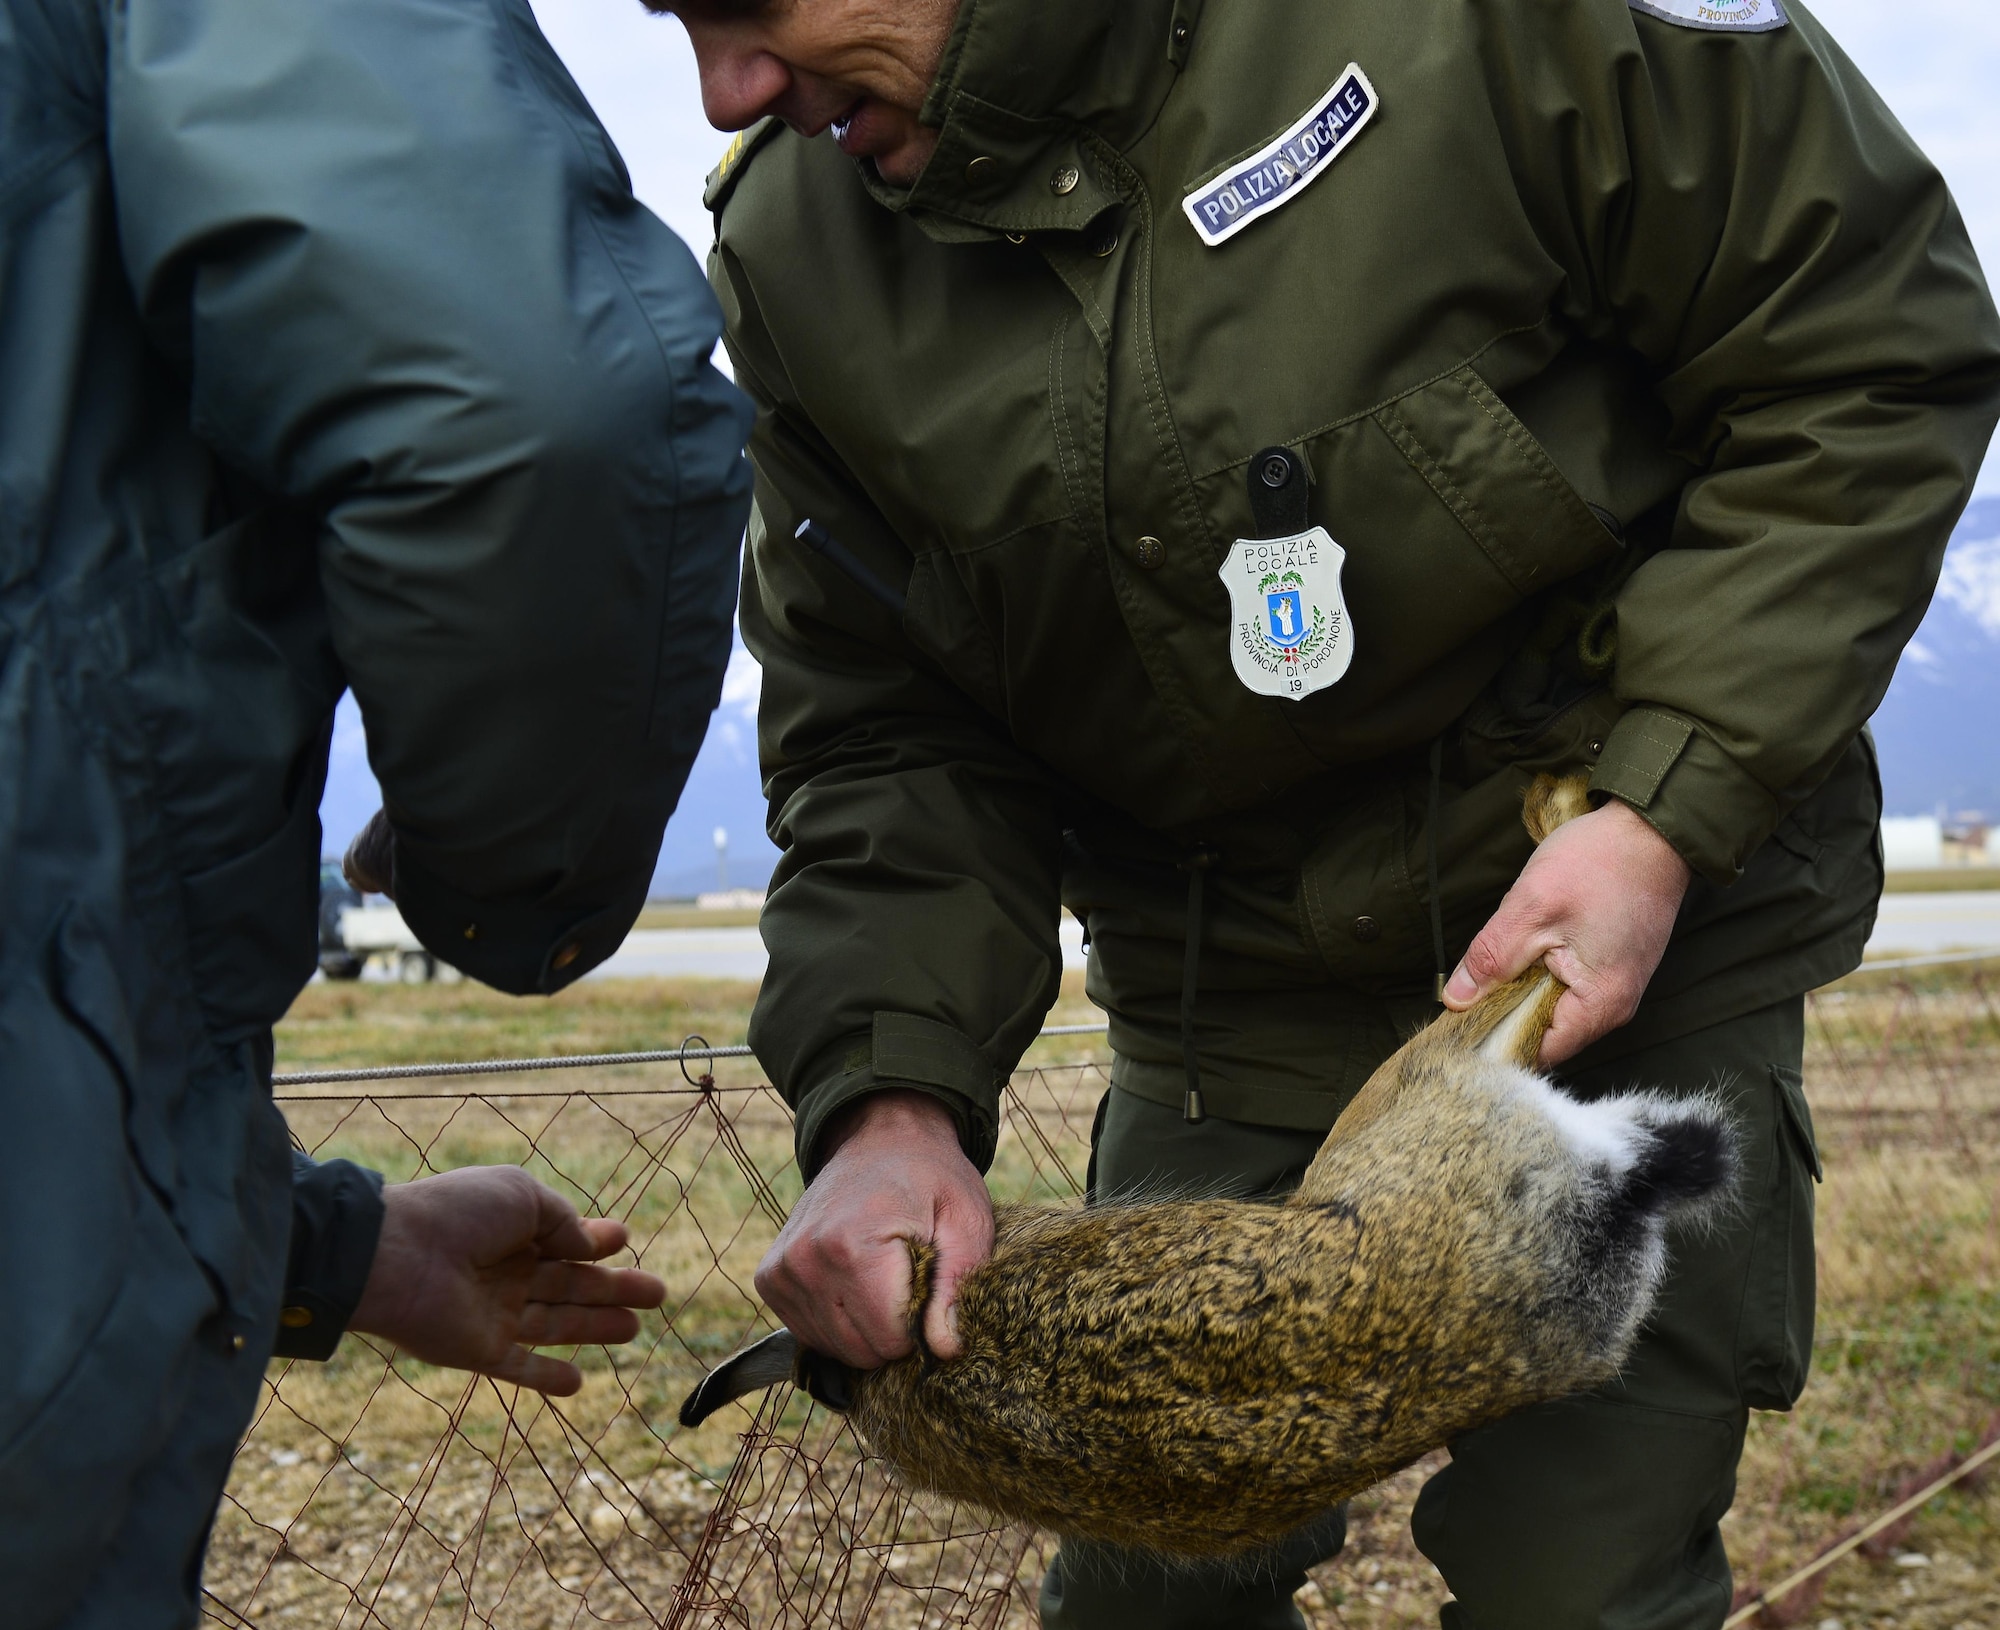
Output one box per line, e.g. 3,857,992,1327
712,0,2000,1171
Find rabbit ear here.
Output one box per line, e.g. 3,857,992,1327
1522,774,1593,844
1473,970,1563,1069
679,1329,801,1427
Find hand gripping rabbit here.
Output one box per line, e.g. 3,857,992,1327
681,776,1735,1557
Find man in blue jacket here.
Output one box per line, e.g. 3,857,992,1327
0,0,752,1622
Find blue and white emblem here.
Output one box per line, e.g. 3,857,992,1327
1219,528,1355,700
1182,64,1379,248
1266,588,1306,649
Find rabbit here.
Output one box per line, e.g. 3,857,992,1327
680,776,1736,1558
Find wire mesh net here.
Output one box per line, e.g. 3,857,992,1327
202,1055,1104,1629
202,968,2000,1629
1722,968,2000,1626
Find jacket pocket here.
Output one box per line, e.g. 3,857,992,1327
1375,365,1621,598
1774,1064,1823,1183
177,744,326,1044
1738,1064,1819,1411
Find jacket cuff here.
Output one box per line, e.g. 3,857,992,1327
275,1153,387,1361
392,847,643,995
1590,705,1780,885
792,1014,1002,1181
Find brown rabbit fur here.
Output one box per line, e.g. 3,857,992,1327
683,775,1735,1558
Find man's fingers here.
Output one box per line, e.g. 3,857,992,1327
571,1216,630,1260
757,1234,915,1368
824,1247,918,1365
1538,988,1596,1066
781,1287,899,1370
752,1095,994,1370
1450,801,1688,1036
1443,914,1544,1009
484,1345,584,1397
920,1274,963,1359
919,1201,996,1362
526,1259,665,1310
1537,967,1642,1066
1441,961,1480,1007
515,1302,644,1348
528,1185,608,1261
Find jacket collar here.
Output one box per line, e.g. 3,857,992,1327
858,0,1201,240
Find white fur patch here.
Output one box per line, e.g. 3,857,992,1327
1508,1071,1644,1174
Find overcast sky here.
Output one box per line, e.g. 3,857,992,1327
529,0,2000,504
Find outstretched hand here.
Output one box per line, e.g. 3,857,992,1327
755,1089,995,1369
348,1166,664,1397
1442,796,1692,1065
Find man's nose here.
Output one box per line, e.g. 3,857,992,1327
684,24,792,131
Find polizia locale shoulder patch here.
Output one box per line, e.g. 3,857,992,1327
1629,0,1787,30
1182,64,1379,248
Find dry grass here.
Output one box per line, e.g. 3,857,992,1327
1878,871,2000,895
630,907,764,929
201,968,2000,1629
273,974,1110,1078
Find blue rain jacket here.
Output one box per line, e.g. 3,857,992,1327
0,0,751,1620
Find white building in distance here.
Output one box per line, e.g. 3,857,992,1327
1880,816,1944,870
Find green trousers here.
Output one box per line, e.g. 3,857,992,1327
1039,998,1819,1630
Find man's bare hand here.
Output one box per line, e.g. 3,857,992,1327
755,1090,994,1369
342,808,395,898
1442,797,1691,1065
349,1166,665,1397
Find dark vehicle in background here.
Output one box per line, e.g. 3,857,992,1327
317,861,365,980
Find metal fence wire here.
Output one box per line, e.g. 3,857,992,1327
203,964,2000,1630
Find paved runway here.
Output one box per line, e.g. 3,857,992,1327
586,914,1090,982
1864,890,2000,958
587,892,2000,982
587,926,769,981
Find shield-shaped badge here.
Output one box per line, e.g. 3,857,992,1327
1219,527,1354,700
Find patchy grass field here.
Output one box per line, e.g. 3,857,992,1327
631,905,764,929
270,973,1111,1076
1879,870,2000,895
202,967,2000,1629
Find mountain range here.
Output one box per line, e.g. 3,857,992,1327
315,641,779,899
1871,494,2000,818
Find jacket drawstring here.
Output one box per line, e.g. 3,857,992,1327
1428,737,1448,1004
1178,845,1221,1123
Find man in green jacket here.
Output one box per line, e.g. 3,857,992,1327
672,0,2000,1622
1,0,751,1622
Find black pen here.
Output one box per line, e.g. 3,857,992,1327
793,518,907,615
